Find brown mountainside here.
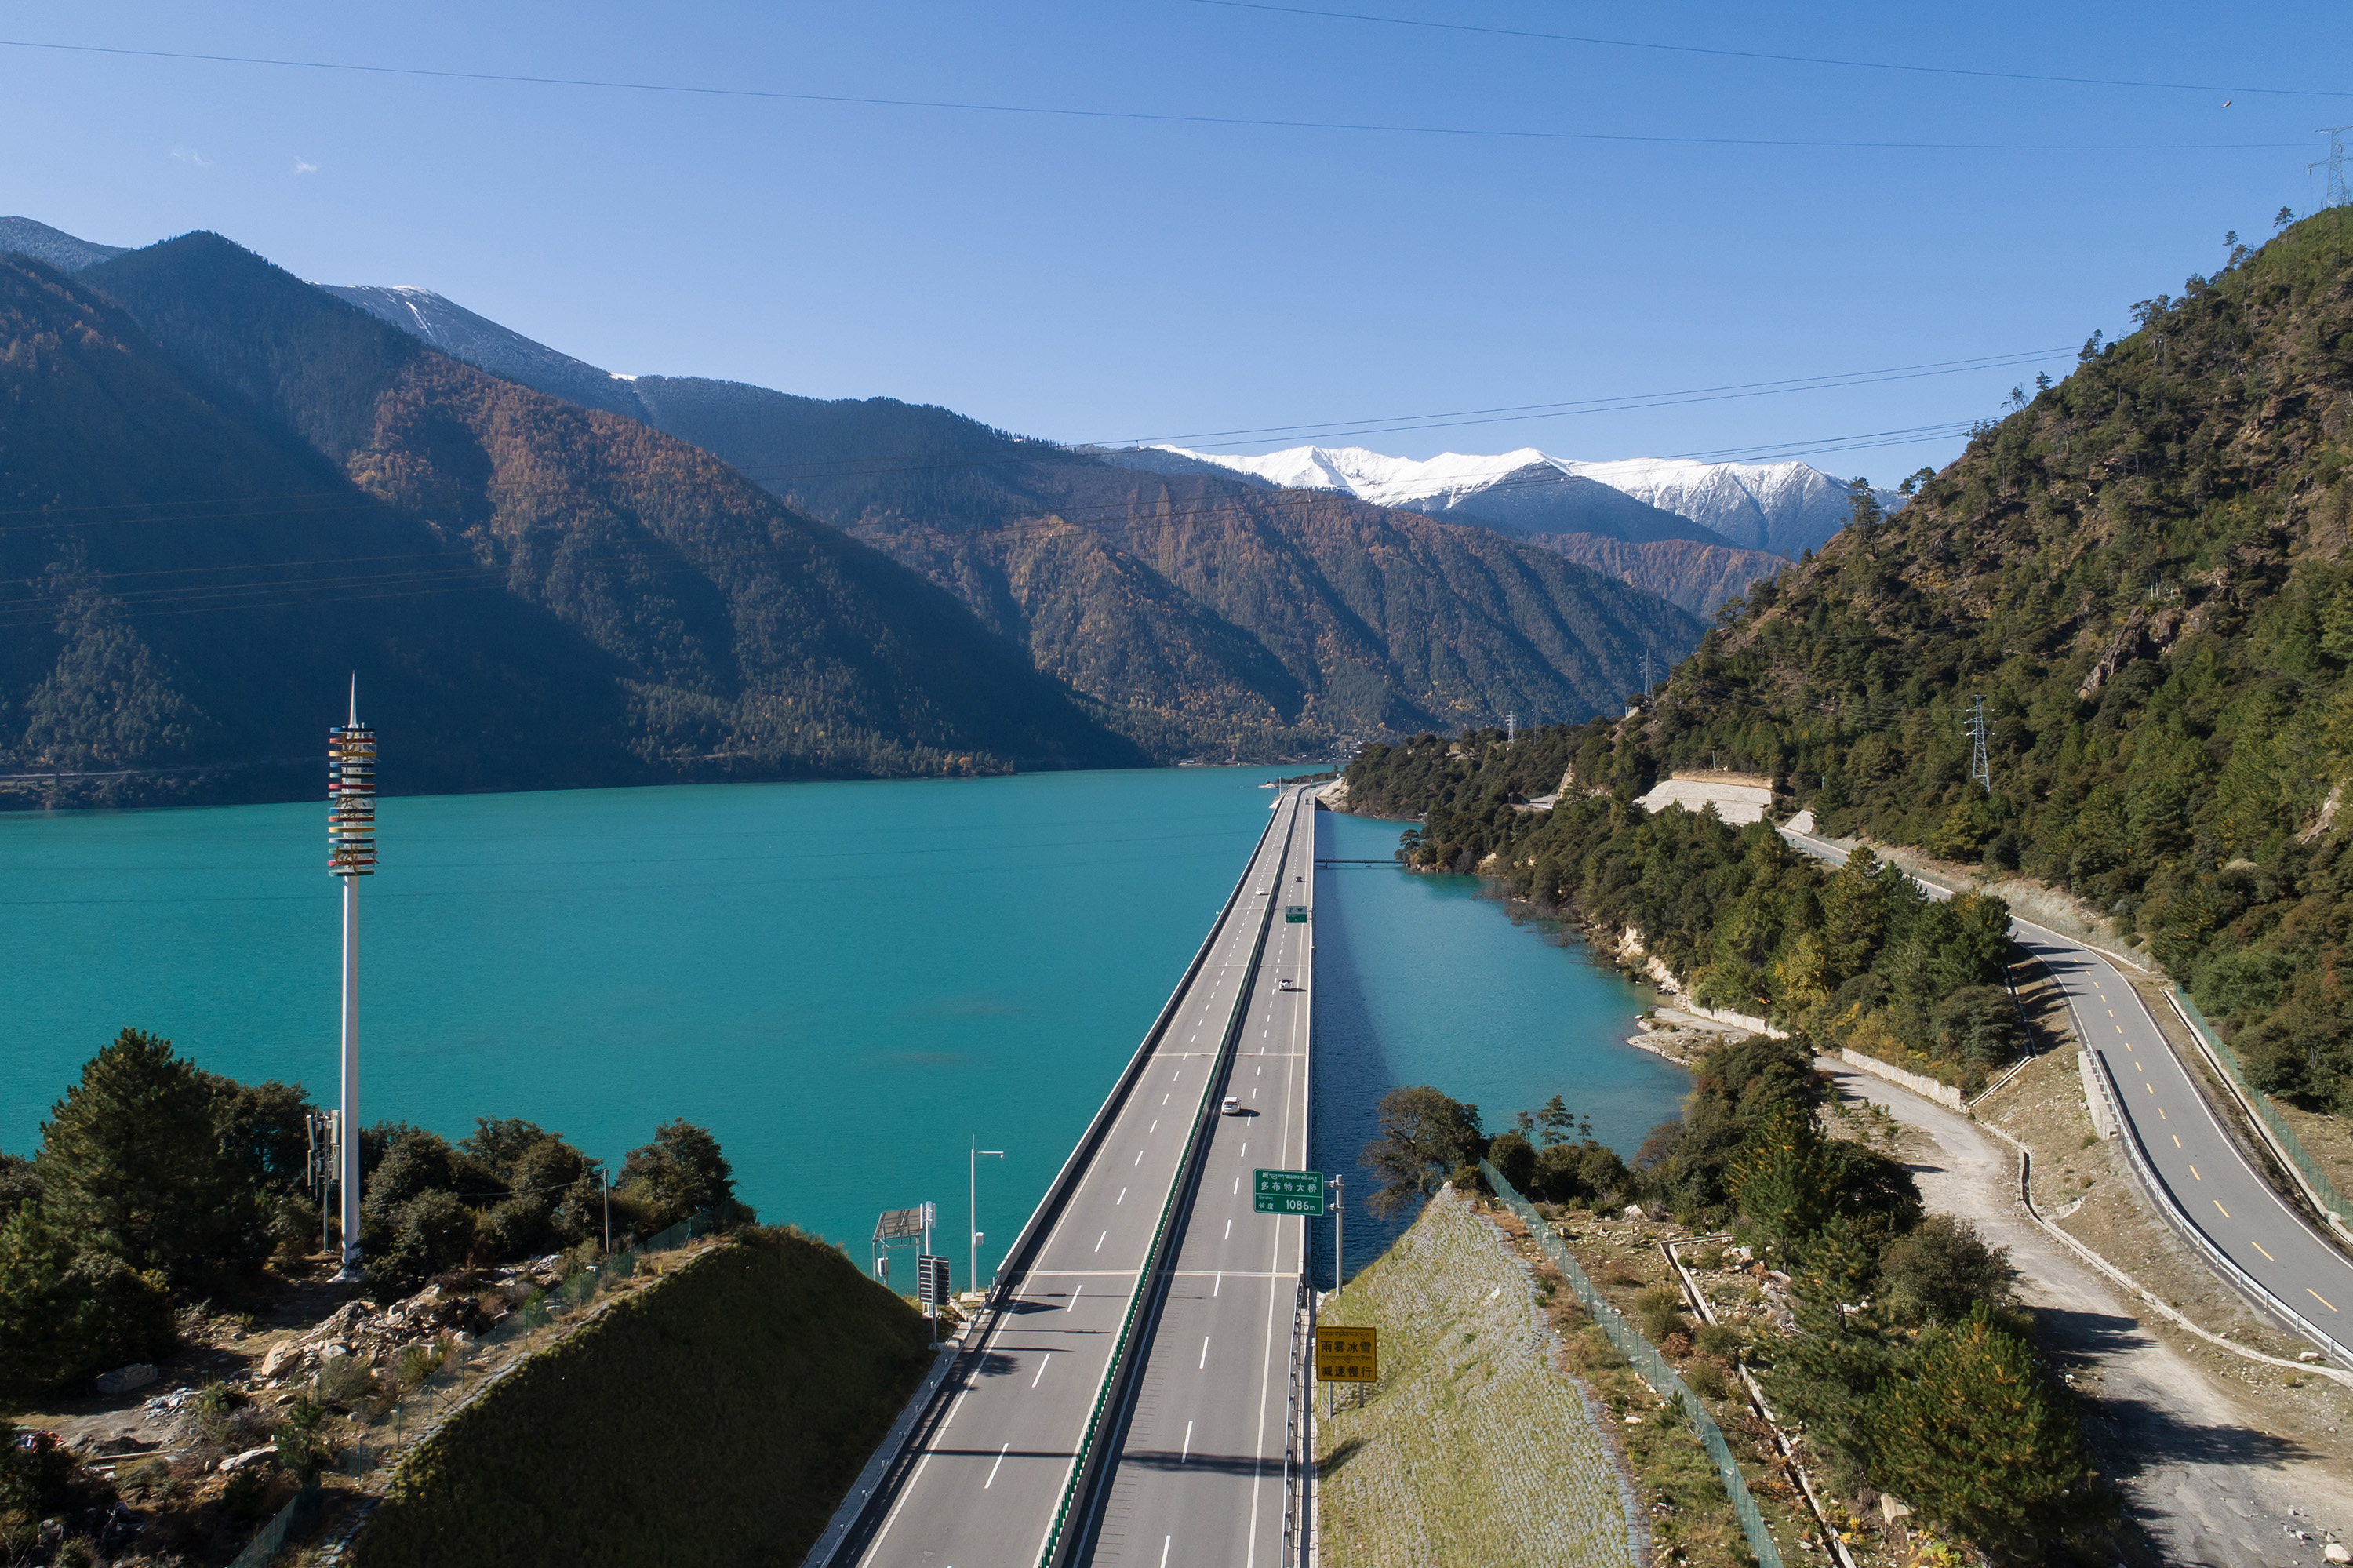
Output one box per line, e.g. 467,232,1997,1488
67,235,1136,788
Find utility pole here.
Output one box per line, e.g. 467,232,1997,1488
1966,693,1992,795
327,678,376,1280
1505,708,1516,744
971,1142,1005,1300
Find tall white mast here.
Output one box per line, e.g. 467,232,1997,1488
328,678,377,1279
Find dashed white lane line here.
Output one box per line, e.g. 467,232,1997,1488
1096,1231,1107,1252
1031,1353,1053,1388
1181,1421,1194,1463
984,1442,1010,1488
1118,1188,1128,1205
1199,1336,1211,1369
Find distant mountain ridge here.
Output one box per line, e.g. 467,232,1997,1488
0,216,129,274
279,276,1702,753
1129,442,1900,559
0,234,1142,803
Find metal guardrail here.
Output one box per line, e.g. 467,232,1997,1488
1282,1275,1310,1565
2166,988,2353,1243
1480,1159,1786,1568
1037,794,1303,1566
2080,1046,2353,1368
983,800,1288,1305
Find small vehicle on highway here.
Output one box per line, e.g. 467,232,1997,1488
1221,1095,1242,1115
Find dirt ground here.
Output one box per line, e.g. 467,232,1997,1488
1827,1052,2353,1567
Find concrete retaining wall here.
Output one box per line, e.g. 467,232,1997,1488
1838,1048,1966,1111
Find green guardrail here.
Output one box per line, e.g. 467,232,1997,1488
1480,1159,1785,1568
2171,988,2351,1228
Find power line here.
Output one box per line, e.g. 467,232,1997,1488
1198,2,2353,100
0,344,2065,539
0,38,2310,154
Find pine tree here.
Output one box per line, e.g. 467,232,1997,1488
0,1202,173,1395
1864,1305,2090,1547
35,1028,245,1279
1765,1217,1889,1483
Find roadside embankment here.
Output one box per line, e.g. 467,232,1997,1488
347,1228,933,1568
1315,1188,1642,1568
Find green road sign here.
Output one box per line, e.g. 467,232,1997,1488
1254,1168,1326,1215
1284,905,1309,922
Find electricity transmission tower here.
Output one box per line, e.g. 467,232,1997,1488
1505,709,1516,743
1965,694,1992,795
2311,126,2353,209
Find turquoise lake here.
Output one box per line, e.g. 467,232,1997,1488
0,772,1686,1288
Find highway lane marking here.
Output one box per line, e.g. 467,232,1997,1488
1071,1284,1085,1308
2215,1200,2231,1219
2190,1165,2201,1180
1214,1271,1223,1296
2252,1239,2275,1261
1162,1537,1173,1568
984,1442,1010,1488
1032,1353,1054,1387
1240,1143,1247,1159
1234,1177,1239,1194
1225,1218,1232,1239
2174,1136,2182,1148
1136,1149,1145,1165
1181,1421,1194,1462
1151,1120,1158,1133
1096,1231,1107,1252
2311,1288,2339,1312
1199,1336,1211,1369
2158,1107,2166,1119
2146,1083,2154,1093
1118,1188,1128,1204
1163,1095,1169,1105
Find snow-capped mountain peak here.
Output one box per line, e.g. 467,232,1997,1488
1126,442,1897,558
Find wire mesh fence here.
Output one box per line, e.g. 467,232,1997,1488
2170,988,2351,1225
1479,1160,1785,1568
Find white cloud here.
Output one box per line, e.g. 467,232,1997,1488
170,147,210,168
293,158,318,174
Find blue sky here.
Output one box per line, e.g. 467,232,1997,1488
5,2,2344,481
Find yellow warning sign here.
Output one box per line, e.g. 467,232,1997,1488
1315,1324,1378,1383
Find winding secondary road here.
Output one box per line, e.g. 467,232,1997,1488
1781,826,2353,1365
846,788,1313,1568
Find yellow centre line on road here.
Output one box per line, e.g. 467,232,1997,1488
2214,1200,2231,1219
2158,1107,2167,1119
2311,1288,2339,1313
2146,1082,2155,1093
2189,1165,2201,1180
2173,1135,2182,1148
2251,1239,2275,1261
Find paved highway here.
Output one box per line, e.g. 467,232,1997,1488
1783,827,2353,1364
850,788,1311,1568
1088,796,1317,1568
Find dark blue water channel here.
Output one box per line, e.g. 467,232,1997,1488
0,775,1685,1288
1307,809,1689,1283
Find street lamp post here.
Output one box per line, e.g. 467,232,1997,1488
970,1141,1004,1300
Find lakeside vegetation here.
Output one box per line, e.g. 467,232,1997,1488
1347,731,2024,1094
1358,1058,2103,1562
0,1028,750,1402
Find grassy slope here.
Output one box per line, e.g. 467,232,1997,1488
347,1230,931,1568
1315,1190,1640,1568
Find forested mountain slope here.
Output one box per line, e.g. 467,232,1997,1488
0,254,636,802
0,236,1137,803
1521,208,2353,1111
637,380,1703,757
